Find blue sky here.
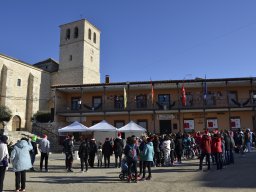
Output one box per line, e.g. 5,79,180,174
1,0,256,83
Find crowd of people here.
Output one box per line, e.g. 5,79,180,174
0,128,255,190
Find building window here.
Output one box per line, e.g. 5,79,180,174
157,94,170,110
92,96,102,110
228,91,238,106
114,120,125,128
93,32,96,43
88,29,92,40
137,120,148,130
71,97,81,110
69,55,72,61
66,29,71,40
74,27,79,38
17,79,21,86
114,96,124,109
136,95,147,108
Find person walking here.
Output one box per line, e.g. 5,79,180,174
63,135,74,172
175,133,183,164
78,137,90,172
38,134,50,172
0,135,9,192
161,135,171,166
113,133,124,168
11,138,33,192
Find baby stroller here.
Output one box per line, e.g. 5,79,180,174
119,157,136,181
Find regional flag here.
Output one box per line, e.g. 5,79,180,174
181,84,186,106
124,87,127,109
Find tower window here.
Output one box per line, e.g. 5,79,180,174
17,79,21,86
66,29,71,40
74,27,79,38
88,29,91,40
93,32,96,43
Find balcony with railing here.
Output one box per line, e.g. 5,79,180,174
55,95,256,115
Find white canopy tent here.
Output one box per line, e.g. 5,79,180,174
117,121,147,138
58,121,89,133
87,120,117,144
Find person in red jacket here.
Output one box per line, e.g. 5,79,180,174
212,133,223,170
199,130,212,171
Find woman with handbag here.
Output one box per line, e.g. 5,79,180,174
0,135,9,192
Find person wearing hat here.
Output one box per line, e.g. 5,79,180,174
30,135,38,171
38,134,50,172
0,135,9,192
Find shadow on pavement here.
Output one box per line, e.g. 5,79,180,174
198,151,256,189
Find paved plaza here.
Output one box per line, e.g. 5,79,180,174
3,151,256,192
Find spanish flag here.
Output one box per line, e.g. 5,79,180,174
151,80,154,105
181,84,186,106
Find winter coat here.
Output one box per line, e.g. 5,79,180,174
161,140,171,153
224,134,231,151
113,138,124,155
102,140,113,156
78,141,90,158
201,135,212,154
38,138,50,154
11,140,33,172
175,137,183,156
89,142,97,155
153,139,160,153
143,142,154,162
30,141,38,155
63,138,74,154
0,142,9,167
124,144,139,162
212,137,222,153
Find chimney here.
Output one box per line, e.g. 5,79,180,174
105,75,110,84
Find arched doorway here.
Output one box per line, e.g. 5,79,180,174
12,115,21,131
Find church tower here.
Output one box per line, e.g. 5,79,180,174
57,19,100,85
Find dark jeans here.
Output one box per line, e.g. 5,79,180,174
30,153,36,166
80,155,88,171
15,171,26,190
170,150,175,164
65,153,73,170
214,152,223,170
139,160,144,175
89,154,95,168
225,150,231,165
114,154,122,168
127,159,137,178
154,151,161,166
0,166,6,191
104,155,110,168
40,152,49,171
199,152,210,170
142,161,152,178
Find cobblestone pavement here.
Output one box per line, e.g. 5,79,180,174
3,151,256,192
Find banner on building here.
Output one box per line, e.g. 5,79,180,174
183,119,194,131
230,117,241,129
207,118,218,129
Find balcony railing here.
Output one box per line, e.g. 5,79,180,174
56,97,255,114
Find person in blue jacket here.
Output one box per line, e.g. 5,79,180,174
141,137,154,181
11,138,33,192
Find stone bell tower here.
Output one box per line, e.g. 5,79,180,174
56,19,100,85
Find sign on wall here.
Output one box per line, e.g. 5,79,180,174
207,118,218,129
230,117,241,129
183,119,194,131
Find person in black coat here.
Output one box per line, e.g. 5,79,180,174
113,134,124,168
63,135,74,172
78,137,90,172
153,135,161,167
102,138,113,168
175,132,183,164
88,138,97,168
